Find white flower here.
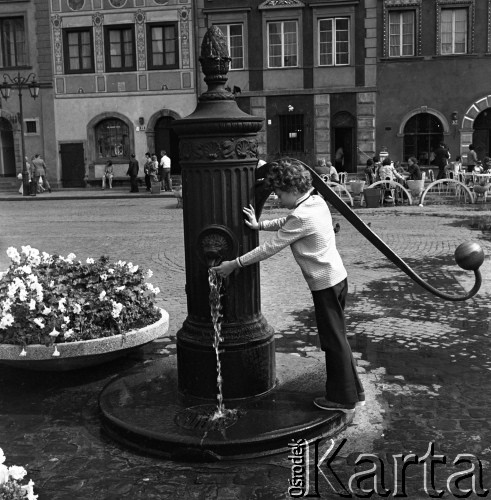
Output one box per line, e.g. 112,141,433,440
128,264,139,274
145,283,155,292
58,297,66,312
154,287,160,294
66,253,76,262
99,290,106,300
146,269,153,278
6,247,21,264
0,313,15,329
63,316,70,324
33,318,45,329
64,329,74,339
21,479,38,500
41,251,52,263
100,274,108,281
49,327,60,337
18,265,32,275
52,346,60,357
49,280,54,287
72,303,81,314
2,298,12,313
18,287,28,302
21,245,33,256
29,299,36,311
8,465,27,480
115,285,125,292
108,268,114,274
116,260,126,267
0,448,5,464
41,306,51,315
110,300,123,319
20,348,27,357
86,257,95,264
0,464,8,485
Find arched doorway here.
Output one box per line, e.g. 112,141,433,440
0,118,15,177
331,111,355,173
472,110,491,160
154,116,180,174
403,113,444,165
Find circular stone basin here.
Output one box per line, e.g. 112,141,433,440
99,352,353,461
0,308,169,371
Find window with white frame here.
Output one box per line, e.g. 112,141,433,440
441,8,467,54
319,17,349,66
388,10,415,57
267,20,298,68
214,23,244,70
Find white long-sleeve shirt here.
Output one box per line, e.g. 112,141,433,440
239,193,347,291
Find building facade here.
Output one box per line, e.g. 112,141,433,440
0,0,56,187
195,0,378,173
376,0,491,166
48,0,196,187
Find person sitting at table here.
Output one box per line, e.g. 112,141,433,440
474,162,484,174
482,157,491,174
364,159,376,185
314,158,330,177
407,157,422,181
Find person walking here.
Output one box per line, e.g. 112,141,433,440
127,153,139,193
212,158,365,413
160,150,172,191
466,144,478,174
31,154,51,193
143,152,152,191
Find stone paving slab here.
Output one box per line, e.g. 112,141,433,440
0,197,490,498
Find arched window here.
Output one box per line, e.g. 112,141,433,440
403,113,443,165
95,118,130,159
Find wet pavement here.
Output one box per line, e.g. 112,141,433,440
0,194,490,499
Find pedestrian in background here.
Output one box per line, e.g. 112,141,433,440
102,160,114,190
127,153,139,193
143,152,152,191
434,142,451,180
466,144,478,174
31,154,51,193
160,150,172,191
212,158,365,413
364,158,376,185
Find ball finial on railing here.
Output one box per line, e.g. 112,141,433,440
454,242,485,271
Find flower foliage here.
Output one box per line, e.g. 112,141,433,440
0,447,37,500
0,246,161,347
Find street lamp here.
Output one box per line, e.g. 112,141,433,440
0,72,40,196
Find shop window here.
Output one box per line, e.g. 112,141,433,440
388,10,415,57
214,23,244,70
95,118,130,159
104,25,135,72
279,114,304,153
441,8,467,54
147,22,178,70
0,17,26,68
318,17,349,66
267,20,298,68
403,113,444,164
63,28,94,74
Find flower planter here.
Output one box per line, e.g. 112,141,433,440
406,180,425,197
363,188,381,208
350,180,366,195
0,308,169,371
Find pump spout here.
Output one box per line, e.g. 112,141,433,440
254,159,484,302
205,252,223,268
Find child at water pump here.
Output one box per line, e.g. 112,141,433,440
212,158,365,413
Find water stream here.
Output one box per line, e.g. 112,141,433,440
208,268,229,421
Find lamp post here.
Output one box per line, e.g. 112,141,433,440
0,72,40,196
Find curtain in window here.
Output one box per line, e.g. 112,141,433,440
389,11,414,57
0,17,26,68
441,9,467,54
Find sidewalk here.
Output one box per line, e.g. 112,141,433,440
0,187,178,201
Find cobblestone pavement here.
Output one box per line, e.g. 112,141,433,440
0,197,491,499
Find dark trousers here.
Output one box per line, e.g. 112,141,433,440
162,169,172,191
144,174,151,191
312,278,364,404
130,175,139,192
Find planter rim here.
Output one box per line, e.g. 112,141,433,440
0,308,169,361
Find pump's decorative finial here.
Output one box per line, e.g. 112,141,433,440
199,26,234,101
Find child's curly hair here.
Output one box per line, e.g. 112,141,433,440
266,158,312,193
